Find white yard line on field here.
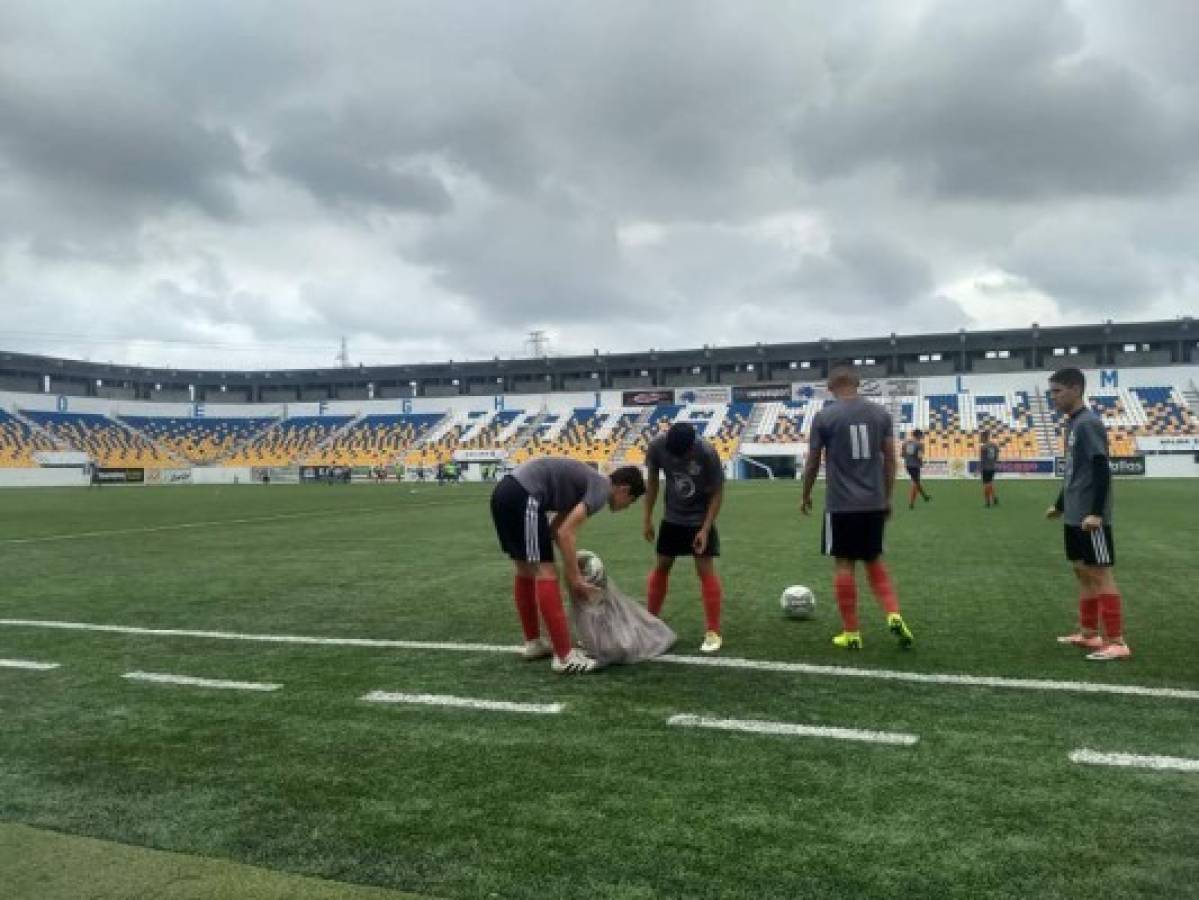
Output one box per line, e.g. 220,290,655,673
122,671,282,692
1069,749,1199,773
0,619,513,654
0,658,60,670
0,497,480,545
653,653,1199,701
362,691,563,715
3,618,1198,702
668,714,919,746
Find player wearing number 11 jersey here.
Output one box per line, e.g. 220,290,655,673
800,363,914,651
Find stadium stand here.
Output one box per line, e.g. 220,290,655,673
621,405,683,465
458,410,524,451
222,416,355,467
22,410,177,467
709,402,753,459
0,409,60,467
120,416,277,464
1038,386,1197,456
3,379,1195,473
1132,386,1194,434
404,415,475,468
511,409,605,464
971,393,1040,459
304,413,445,466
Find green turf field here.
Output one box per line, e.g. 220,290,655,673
1,479,1197,899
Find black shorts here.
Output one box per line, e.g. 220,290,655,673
490,476,553,563
906,466,922,484
822,511,886,562
656,520,720,558
981,470,996,484
1064,525,1115,568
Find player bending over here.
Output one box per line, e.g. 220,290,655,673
490,457,645,673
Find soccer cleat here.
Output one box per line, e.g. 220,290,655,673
521,637,553,660
1086,642,1132,662
887,613,914,649
832,631,862,650
551,648,598,674
1056,632,1104,650
700,631,723,654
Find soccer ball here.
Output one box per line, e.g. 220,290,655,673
576,550,606,586
780,585,817,620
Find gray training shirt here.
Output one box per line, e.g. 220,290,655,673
512,457,611,517
901,438,923,469
809,397,894,513
980,442,1000,472
1062,407,1113,526
645,433,725,527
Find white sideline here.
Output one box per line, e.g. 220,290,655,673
0,497,479,545
655,653,1199,701
669,714,918,746
3,618,1198,702
1069,749,1199,773
122,671,282,692
0,658,60,670
362,691,563,715
0,620,514,654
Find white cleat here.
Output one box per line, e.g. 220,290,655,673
551,648,598,674
521,638,552,660
700,630,723,654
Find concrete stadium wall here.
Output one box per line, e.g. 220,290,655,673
0,469,89,488
190,467,254,485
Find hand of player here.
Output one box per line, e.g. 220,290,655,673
643,520,655,543
883,503,892,520
1080,514,1103,532
1045,506,1062,519
800,496,813,516
569,580,602,604
692,527,709,555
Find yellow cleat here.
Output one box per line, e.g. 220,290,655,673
888,613,914,649
832,631,862,650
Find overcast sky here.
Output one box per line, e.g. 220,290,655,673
1,0,1196,370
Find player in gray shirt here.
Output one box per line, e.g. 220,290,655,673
1045,368,1129,661
491,458,646,673
801,363,915,651
901,429,931,508
979,432,1001,508
643,422,726,653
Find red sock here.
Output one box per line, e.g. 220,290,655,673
834,571,859,632
1097,593,1123,641
647,569,670,617
535,579,572,660
1079,593,1099,632
513,576,539,641
865,561,900,615
699,572,722,633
